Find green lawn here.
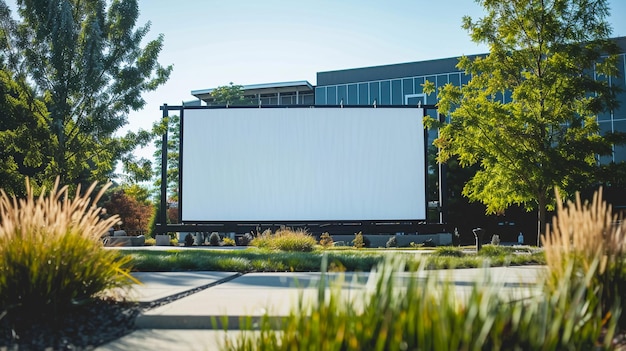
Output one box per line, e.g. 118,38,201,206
119,245,545,272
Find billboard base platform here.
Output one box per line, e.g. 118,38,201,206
156,222,448,237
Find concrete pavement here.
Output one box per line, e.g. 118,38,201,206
96,265,546,351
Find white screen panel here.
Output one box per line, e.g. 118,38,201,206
181,107,426,221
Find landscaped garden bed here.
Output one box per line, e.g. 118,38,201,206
118,244,546,272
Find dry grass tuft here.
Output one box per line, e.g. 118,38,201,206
542,188,626,327
250,228,317,252
0,178,136,317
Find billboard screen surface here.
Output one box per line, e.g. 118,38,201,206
181,107,426,222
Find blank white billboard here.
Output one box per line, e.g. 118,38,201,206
180,107,426,222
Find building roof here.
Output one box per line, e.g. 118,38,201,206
191,80,314,101
316,36,626,86
316,55,479,86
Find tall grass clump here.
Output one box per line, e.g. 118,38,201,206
224,256,614,350
250,228,316,252
352,231,365,249
249,229,272,249
543,188,626,327
0,179,135,319
434,246,464,257
478,244,510,257
318,232,334,248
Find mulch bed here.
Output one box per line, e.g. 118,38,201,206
0,299,141,350
1,299,625,350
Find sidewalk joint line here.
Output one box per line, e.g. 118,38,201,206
139,273,245,311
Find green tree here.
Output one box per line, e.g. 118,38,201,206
210,82,247,106
122,182,152,205
0,68,53,196
424,0,623,237
148,114,179,235
104,187,154,235
152,114,180,201
1,0,172,188
0,2,53,195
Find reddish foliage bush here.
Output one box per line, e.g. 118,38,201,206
105,191,153,234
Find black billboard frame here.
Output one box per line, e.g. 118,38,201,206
155,104,445,235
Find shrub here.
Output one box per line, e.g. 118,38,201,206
490,234,500,245
144,237,156,246
271,230,317,252
0,179,135,319
543,188,626,328
434,246,464,257
352,232,365,249
385,236,397,248
209,232,221,246
222,237,236,246
184,233,194,246
249,229,273,249
319,232,334,248
103,189,153,235
250,228,317,252
238,233,254,246
478,244,508,257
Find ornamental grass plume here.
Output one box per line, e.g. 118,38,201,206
0,178,136,319
223,256,614,350
250,228,317,252
542,188,626,328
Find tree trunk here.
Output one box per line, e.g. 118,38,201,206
536,193,547,246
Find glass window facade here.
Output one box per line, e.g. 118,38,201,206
391,79,402,105
348,84,358,105
300,93,314,105
403,78,413,96
414,77,424,95
316,72,471,108
370,82,380,105
614,55,626,120
327,86,337,105
380,80,391,105
449,73,460,87
436,74,448,89
599,121,614,164
315,87,326,105
313,52,626,166
615,119,626,162
598,111,612,122
359,83,369,105
337,85,346,105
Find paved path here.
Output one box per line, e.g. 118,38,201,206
96,266,546,351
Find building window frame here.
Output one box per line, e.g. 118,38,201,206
404,93,427,106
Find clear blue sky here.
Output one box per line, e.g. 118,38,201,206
7,0,626,171
130,0,626,134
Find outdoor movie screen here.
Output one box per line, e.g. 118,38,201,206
180,106,426,222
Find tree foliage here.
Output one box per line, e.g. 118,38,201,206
0,68,53,196
210,82,247,106
121,182,152,204
424,0,623,234
152,114,179,201
0,0,171,189
104,188,154,234
148,114,179,234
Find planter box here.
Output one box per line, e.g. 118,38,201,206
155,234,170,246
103,235,146,247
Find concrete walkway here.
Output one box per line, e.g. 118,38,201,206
96,266,546,351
